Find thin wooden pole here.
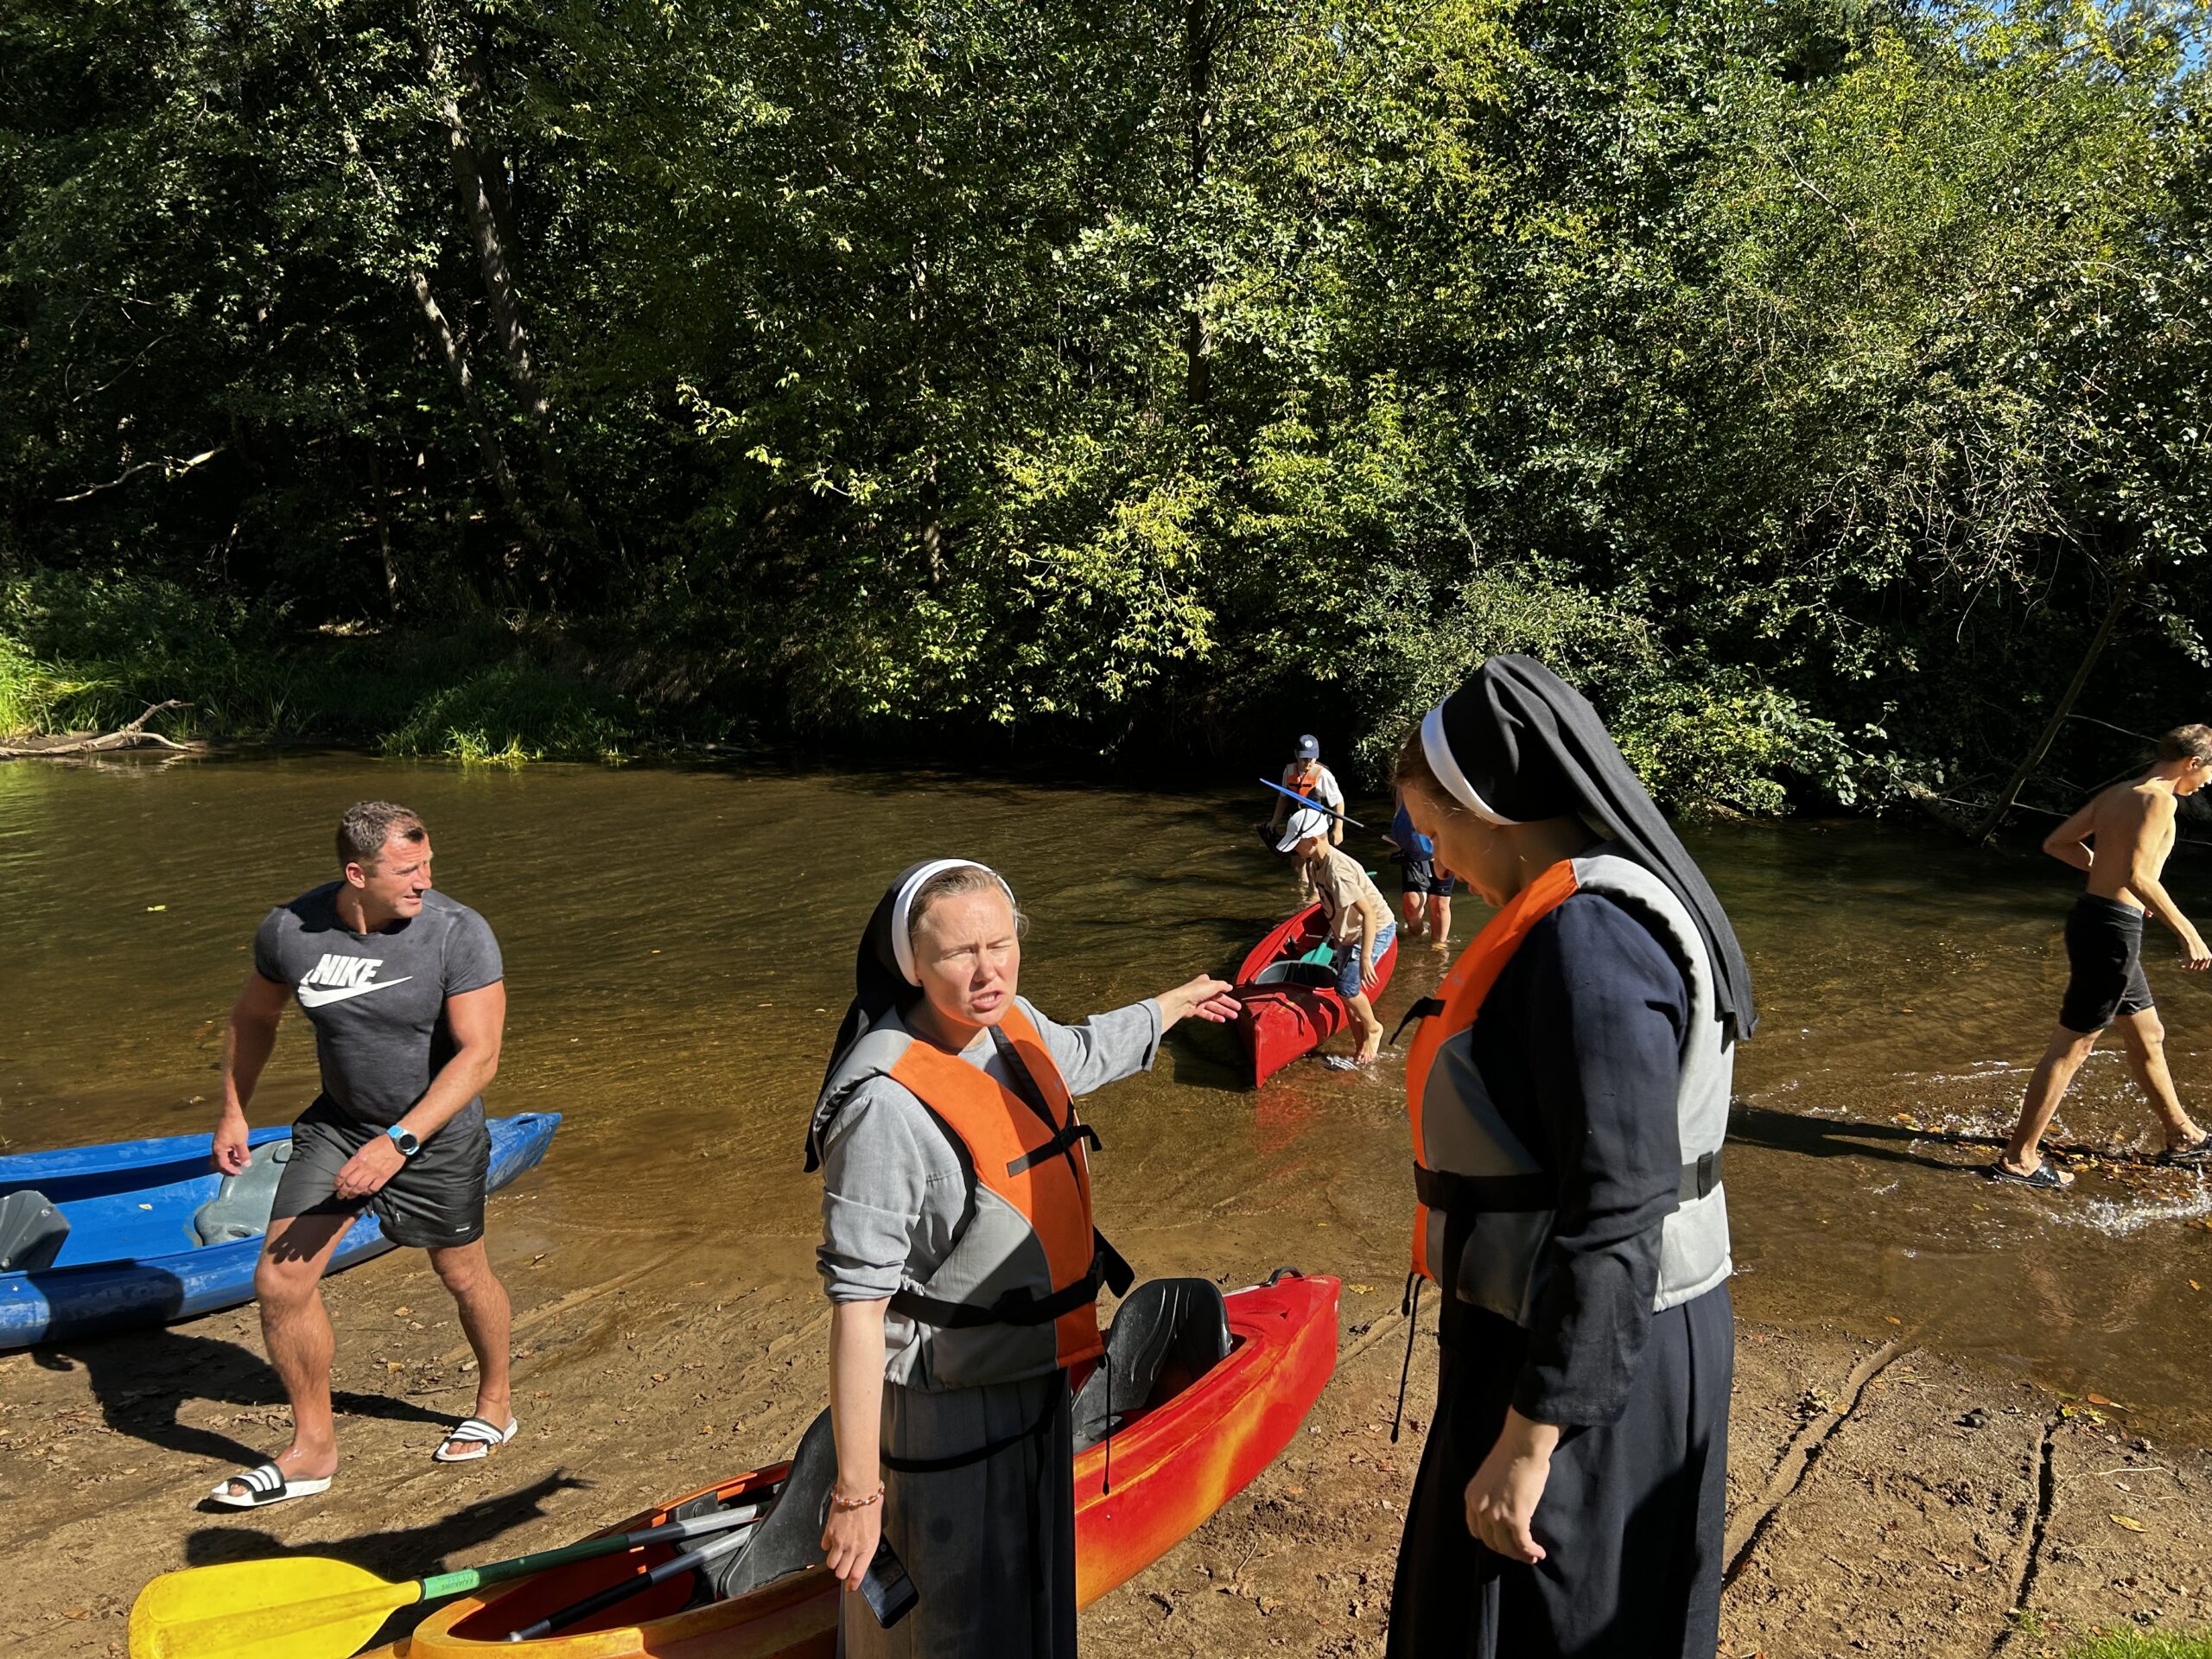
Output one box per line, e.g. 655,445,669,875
1971,572,2134,844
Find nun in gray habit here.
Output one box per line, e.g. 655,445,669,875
1386,657,1755,1659
808,859,1238,1658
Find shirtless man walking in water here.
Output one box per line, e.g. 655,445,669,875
1992,725,2212,1186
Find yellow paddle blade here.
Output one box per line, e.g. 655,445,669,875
130,1556,417,1659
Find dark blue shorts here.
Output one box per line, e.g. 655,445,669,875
1400,858,1457,899
2059,894,2155,1033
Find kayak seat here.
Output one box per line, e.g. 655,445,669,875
701,1407,837,1601
1249,962,1337,990
1071,1277,1232,1452
0,1190,69,1273
192,1140,294,1246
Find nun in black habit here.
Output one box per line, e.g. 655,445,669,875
1385,656,1753,1659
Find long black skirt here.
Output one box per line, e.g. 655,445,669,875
842,1370,1075,1659
1386,1283,1732,1659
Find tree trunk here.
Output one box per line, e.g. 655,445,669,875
366,445,400,613
302,40,547,561
1970,571,2135,843
406,271,550,551
415,1,597,562
1184,0,1217,407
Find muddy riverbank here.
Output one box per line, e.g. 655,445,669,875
3,1232,2209,1657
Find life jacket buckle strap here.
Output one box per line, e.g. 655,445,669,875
887,1231,1131,1332
1005,1121,1102,1177
1391,995,1445,1045
1411,1160,1554,1213
1679,1148,1723,1202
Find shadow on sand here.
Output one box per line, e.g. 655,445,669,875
30,1323,453,1467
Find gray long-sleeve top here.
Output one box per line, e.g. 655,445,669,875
817,995,1163,1363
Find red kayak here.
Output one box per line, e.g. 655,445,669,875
362,1272,1339,1657
1232,903,1400,1086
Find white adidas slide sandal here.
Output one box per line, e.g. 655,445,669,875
434,1414,519,1463
207,1460,334,1509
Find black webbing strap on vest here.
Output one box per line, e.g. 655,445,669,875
1412,1150,1723,1217
889,1229,1135,1332
881,1375,1067,1474
1007,1120,1103,1176
1679,1148,1723,1203
1391,995,1444,1045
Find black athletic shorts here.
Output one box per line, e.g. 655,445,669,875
2059,893,2156,1034
269,1096,492,1249
1399,855,1457,899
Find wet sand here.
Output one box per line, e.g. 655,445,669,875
5,1225,2209,1657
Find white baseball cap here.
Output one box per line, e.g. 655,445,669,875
1277,806,1332,852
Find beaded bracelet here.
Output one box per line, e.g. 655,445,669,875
830,1483,885,1513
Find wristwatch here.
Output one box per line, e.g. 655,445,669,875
385,1124,422,1159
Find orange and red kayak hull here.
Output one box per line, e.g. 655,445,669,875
362,1273,1339,1658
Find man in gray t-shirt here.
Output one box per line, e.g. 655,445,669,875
203,800,520,1508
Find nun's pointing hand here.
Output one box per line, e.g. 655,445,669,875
1157,976,1241,1030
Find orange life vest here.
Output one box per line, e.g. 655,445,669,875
1403,858,1581,1281
884,1003,1119,1371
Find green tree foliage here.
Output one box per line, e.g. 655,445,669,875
3,0,2207,807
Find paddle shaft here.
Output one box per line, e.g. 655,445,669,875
1258,777,1365,829
420,1500,766,1602
506,1518,760,1641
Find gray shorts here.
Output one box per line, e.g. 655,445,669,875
270,1096,492,1249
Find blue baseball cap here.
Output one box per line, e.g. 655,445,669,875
1294,734,1320,760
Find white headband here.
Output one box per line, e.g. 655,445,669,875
890,859,1016,986
1420,702,1524,828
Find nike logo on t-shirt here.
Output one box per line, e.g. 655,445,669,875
297,976,415,1008
296,952,414,1008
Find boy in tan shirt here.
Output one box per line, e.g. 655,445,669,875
1280,807,1395,1062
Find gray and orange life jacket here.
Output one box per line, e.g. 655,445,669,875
1403,849,1732,1326
813,1002,1130,1389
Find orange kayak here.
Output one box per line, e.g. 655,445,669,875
361,1271,1338,1658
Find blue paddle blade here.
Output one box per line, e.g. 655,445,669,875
1256,778,1364,829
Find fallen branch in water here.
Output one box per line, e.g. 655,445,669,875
0,700,194,759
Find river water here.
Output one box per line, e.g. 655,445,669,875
3,755,2208,1435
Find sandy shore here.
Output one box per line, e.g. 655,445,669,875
4,1233,2208,1659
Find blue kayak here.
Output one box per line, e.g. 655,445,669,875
0,1112,560,1350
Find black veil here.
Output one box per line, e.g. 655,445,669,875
1428,656,1757,1042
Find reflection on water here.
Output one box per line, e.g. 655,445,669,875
2,758,2208,1433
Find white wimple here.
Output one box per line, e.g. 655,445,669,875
890,859,1016,987
1420,702,1524,827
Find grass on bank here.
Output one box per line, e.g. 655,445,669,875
2066,1633,2212,1657
0,572,649,763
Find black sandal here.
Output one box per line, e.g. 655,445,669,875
1984,1160,2072,1189
2155,1137,2212,1166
